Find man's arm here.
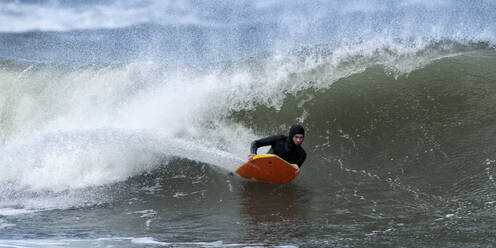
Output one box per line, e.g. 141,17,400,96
249,135,286,160
250,135,283,154
295,150,307,168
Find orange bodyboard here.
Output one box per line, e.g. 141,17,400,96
235,154,297,184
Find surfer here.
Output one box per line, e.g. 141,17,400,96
248,124,307,173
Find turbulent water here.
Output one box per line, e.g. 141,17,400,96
1,0,496,247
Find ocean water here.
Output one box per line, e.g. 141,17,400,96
1,0,496,247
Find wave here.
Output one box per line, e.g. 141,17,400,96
0,39,495,216
2,3,496,245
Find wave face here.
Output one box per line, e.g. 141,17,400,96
1,0,496,247
1,41,493,192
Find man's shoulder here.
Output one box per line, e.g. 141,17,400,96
264,134,287,140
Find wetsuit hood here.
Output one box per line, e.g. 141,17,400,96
288,124,305,146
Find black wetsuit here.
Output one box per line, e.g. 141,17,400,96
250,125,307,167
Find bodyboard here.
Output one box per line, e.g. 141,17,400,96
235,154,297,184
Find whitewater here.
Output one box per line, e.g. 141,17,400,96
1,0,496,247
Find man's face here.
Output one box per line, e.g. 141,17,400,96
293,134,304,146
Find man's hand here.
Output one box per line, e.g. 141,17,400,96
248,154,256,161
291,164,300,174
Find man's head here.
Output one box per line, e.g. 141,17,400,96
289,124,305,146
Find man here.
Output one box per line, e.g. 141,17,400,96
248,124,307,173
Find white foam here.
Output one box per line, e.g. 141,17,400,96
0,239,70,247
0,219,15,230
131,237,170,245
0,128,244,193
130,209,157,218
0,208,33,216
173,192,188,198
0,238,266,247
